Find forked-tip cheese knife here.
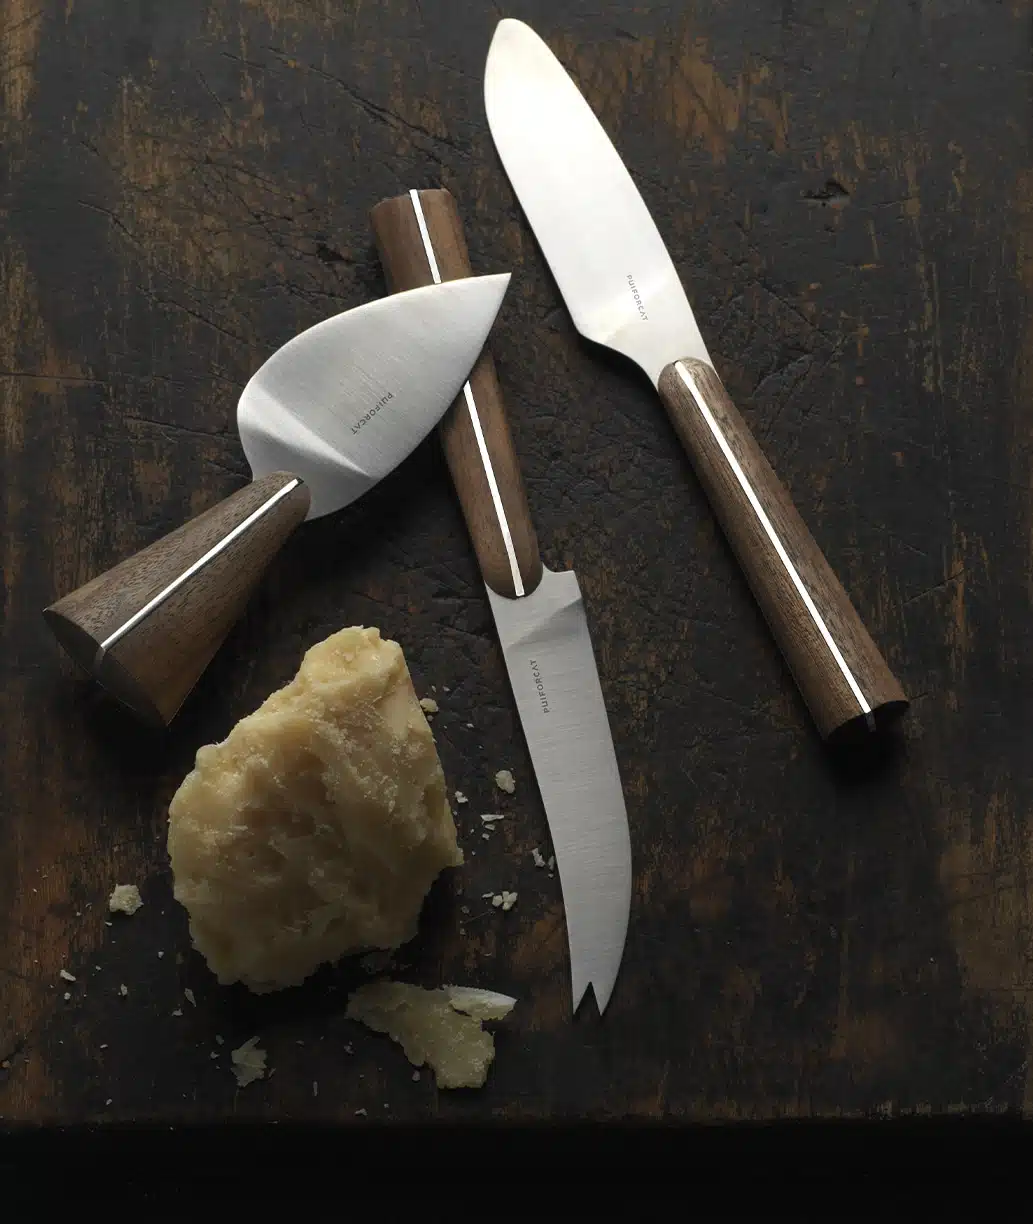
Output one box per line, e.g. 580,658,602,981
485,18,908,743
371,188,631,1015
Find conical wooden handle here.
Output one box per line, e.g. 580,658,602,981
43,472,310,725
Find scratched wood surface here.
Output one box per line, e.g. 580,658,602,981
3,0,1033,1127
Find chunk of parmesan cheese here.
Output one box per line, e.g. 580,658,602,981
167,628,462,993
346,981,516,1089
494,769,515,794
230,1036,267,1087
419,697,438,715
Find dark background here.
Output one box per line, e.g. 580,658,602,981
3,0,1033,1128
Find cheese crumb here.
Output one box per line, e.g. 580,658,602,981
230,1036,267,1087
419,697,438,715
496,891,517,912
108,884,143,916
412,1071,421,1082
346,981,516,1089
157,951,164,959
184,988,197,1007
63,991,71,1001
444,986,518,1020
59,969,76,982
481,813,504,824
171,1008,183,1017
481,832,490,841
99,1044,108,1050
215,1035,224,1045
531,847,546,868
454,791,468,805
494,770,515,794
119,984,128,997
355,1108,367,1116
313,1081,319,1097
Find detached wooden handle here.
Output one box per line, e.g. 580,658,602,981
43,472,310,725
371,188,541,599
658,358,907,741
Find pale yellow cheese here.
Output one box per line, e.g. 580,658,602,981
346,981,516,1089
230,1036,267,1087
108,883,143,915
167,627,462,993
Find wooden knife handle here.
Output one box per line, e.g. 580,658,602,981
43,471,309,726
371,188,541,599
658,357,908,742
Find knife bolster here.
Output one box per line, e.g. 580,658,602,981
658,357,908,742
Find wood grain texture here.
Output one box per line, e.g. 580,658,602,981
2,0,1033,1130
44,472,310,725
371,188,542,599
658,358,907,741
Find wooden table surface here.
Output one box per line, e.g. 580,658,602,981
3,0,1033,1130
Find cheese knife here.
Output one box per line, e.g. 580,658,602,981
372,188,631,1015
485,18,908,742
44,276,509,726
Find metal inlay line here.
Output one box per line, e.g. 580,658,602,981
408,189,524,598
96,477,302,661
675,362,874,730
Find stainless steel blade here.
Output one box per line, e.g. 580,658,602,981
238,275,510,519
487,567,631,1014
485,18,706,386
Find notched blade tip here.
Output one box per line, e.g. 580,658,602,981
571,975,618,1018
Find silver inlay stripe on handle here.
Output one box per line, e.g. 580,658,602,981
408,188,525,599
95,477,301,660
675,362,875,729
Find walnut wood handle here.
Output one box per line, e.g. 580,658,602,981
658,358,908,741
370,188,541,599
43,472,310,726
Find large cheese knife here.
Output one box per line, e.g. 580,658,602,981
485,19,908,743
44,276,509,725
372,188,631,1015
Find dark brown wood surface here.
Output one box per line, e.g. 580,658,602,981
658,357,908,741
3,0,1033,1128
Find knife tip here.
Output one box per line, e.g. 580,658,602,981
571,974,617,1018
